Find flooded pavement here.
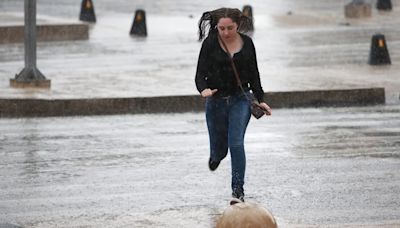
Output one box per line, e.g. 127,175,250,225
0,0,400,103
0,105,400,227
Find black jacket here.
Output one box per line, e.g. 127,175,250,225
195,32,265,102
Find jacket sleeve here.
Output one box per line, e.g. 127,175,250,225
195,38,211,94
248,38,265,103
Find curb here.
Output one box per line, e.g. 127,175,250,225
0,88,385,118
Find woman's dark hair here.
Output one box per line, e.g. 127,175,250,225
198,7,253,41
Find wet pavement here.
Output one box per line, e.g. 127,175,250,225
0,0,400,103
1,105,400,227
1,0,400,227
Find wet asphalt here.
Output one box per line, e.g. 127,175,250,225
0,105,400,227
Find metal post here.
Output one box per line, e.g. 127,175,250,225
10,0,50,88
25,0,37,69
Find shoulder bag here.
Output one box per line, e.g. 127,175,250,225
218,35,269,119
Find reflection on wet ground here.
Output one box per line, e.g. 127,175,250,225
0,105,399,227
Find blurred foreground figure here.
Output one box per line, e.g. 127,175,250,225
217,200,277,228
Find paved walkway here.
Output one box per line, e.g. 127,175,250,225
1,105,400,227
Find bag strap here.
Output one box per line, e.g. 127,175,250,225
218,34,253,103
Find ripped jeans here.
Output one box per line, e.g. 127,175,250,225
205,92,251,193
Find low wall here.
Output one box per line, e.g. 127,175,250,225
0,88,385,118
0,23,88,44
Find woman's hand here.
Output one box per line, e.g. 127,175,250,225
201,88,218,98
259,102,272,115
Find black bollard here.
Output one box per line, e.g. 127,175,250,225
376,0,392,10
368,34,391,65
79,0,96,23
130,10,147,36
242,5,254,31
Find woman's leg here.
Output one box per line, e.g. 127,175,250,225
206,97,229,164
228,95,251,198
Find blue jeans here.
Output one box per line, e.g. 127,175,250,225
205,92,251,193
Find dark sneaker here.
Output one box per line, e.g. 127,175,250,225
232,187,245,203
208,158,220,171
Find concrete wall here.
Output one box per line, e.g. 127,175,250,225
0,88,385,117
0,24,88,44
